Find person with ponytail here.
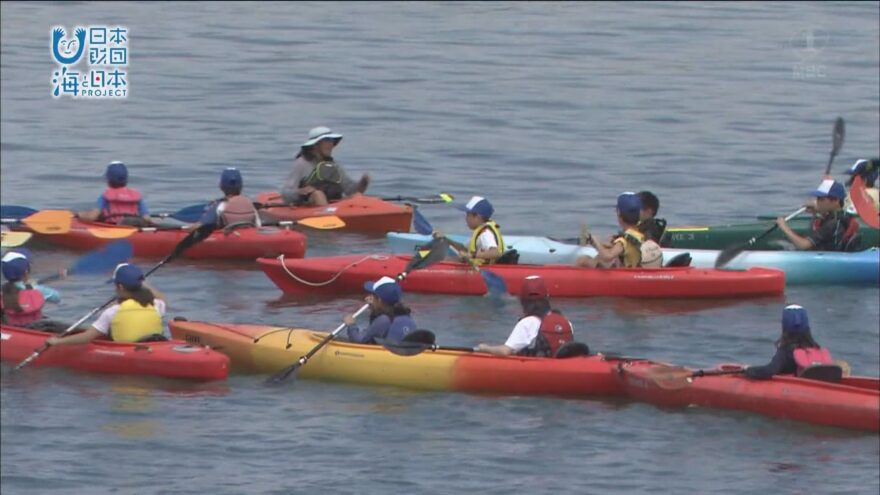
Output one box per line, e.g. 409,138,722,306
1,250,62,327
343,276,416,345
46,263,167,346
744,304,835,380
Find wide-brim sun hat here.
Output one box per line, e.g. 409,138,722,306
302,126,343,148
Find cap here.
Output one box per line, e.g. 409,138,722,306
616,192,642,215
520,275,548,300
1,250,32,282
782,304,810,335
811,179,846,200
363,276,402,305
112,263,145,290
104,161,128,187
220,167,243,193
455,196,494,219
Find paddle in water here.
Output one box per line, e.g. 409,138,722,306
715,117,846,268
36,240,133,284
411,208,508,296
265,238,452,385
13,224,216,371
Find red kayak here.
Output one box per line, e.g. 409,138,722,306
617,361,880,431
255,193,412,234
30,219,306,260
0,324,229,381
257,254,786,298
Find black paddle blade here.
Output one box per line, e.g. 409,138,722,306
405,238,450,272
377,338,431,357
265,363,300,385
714,244,745,268
402,329,437,345
171,224,215,258
826,117,845,175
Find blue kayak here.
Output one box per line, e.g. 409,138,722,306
386,233,879,286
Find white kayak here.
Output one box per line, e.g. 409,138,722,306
386,232,879,286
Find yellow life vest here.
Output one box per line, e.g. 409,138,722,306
109,299,164,343
613,228,645,268
467,221,505,266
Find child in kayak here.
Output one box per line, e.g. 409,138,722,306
280,126,370,206
576,192,646,268
344,276,416,345
744,305,836,380
434,196,505,265
198,168,262,229
475,275,575,357
637,191,667,244
776,179,860,251
77,161,152,227
46,263,167,346
1,249,62,328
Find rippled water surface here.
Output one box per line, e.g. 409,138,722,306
2,2,879,494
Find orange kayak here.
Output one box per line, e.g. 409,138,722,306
256,193,412,234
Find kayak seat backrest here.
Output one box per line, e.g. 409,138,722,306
496,249,520,265
136,333,169,343
223,221,256,234
798,364,843,383
554,341,590,359
664,252,692,267
402,329,436,345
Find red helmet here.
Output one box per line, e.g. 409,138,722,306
520,275,548,300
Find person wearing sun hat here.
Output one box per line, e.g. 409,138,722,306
77,161,153,227
280,126,370,206
343,275,416,345
46,263,167,347
1,249,63,327
475,275,575,357
744,304,836,380
776,178,860,251
576,192,646,268
198,167,262,229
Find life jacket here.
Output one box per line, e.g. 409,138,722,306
0,284,45,325
467,221,505,266
639,240,664,268
101,187,142,224
793,347,834,375
613,228,644,268
218,195,260,228
386,314,417,343
811,211,860,251
109,299,164,343
301,160,344,200
519,310,574,358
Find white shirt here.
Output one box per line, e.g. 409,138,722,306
476,229,498,252
92,299,167,335
504,316,542,352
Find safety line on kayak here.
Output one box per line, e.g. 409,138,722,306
276,254,389,287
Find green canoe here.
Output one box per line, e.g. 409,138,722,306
663,214,879,250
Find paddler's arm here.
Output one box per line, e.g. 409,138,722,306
744,347,793,380
45,327,102,347
589,235,623,265
776,217,815,251
474,343,514,356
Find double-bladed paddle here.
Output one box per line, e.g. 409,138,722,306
265,238,452,385
35,240,133,284
411,208,508,296
1,231,32,248
639,365,746,391
13,224,216,372
715,117,846,268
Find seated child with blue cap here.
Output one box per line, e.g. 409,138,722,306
46,263,167,346
198,168,262,229
77,161,152,227
344,276,416,345
744,304,837,380
1,249,62,327
777,179,860,251
576,192,647,268
434,195,505,265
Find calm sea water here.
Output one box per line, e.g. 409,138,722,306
2,2,879,494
